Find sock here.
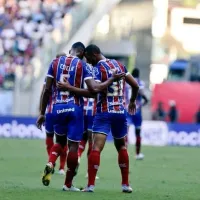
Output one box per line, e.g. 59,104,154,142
136,136,141,155
118,148,129,185
78,140,87,158
88,150,100,186
87,142,92,169
46,136,54,156
64,152,78,188
59,145,68,170
48,144,63,165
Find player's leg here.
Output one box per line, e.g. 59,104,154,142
125,113,133,148
78,115,89,159
134,113,144,160
83,133,106,192
78,130,88,159
83,113,109,192
86,115,94,158
85,116,99,179
59,144,68,175
44,113,54,157
111,112,132,193
42,105,67,186
42,133,67,186
63,140,80,191
63,105,84,191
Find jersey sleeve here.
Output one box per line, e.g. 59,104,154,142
83,63,93,81
123,65,130,76
46,61,54,78
116,60,129,76
93,65,102,82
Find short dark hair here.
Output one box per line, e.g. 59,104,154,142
132,68,140,78
71,42,85,51
85,44,101,55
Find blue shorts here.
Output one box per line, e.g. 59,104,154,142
84,115,94,132
92,111,127,139
127,111,142,128
53,103,84,142
45,113,54,134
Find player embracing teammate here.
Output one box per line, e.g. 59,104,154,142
37,42,125,191
60,44,139,193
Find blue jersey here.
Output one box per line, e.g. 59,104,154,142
47,55,93,106
93,59,129,113
83,65,96,116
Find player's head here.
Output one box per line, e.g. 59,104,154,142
70,42,85,59
132,68,140,78
56,52,66,58
169,100,176,108
84,44,102,66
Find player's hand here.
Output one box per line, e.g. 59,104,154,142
128,101,136,115
57,78,71,91
112,69,125,81
36,114,45,130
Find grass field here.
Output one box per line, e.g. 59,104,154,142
0,139,199,200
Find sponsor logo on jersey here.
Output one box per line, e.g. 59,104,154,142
57,108,75,114
108,110,125,114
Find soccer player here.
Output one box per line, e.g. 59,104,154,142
126,68,148,160
36,42,125,191
39,53,67,175
58,44,139,193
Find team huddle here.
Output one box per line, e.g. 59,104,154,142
36,42,148,193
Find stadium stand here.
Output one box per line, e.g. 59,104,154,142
0,0,76,90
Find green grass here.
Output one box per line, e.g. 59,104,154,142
0,139,199,200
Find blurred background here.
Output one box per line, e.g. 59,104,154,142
0,0,199,146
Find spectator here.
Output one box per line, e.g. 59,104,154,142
195,106,200,123
152,101,166,121
0,0,78,90
168,100,178,123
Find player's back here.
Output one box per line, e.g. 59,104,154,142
94,59,128,113
47,55,92,106
47,55,93,142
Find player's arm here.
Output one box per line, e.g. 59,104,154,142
37,60,54,129
85,69,125,93
125,74,139,115
57,70,125,96
39,84,45,111
37,77,53,130
57,78,96,98
40,77,53,116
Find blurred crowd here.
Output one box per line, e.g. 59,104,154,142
0,0,76,90
152,100,200,124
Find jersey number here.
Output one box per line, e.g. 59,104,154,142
107,80,123,97
60,74,70,96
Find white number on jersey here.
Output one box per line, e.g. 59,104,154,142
107,80,123,97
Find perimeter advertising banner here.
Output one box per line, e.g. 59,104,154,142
0,116,200,147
